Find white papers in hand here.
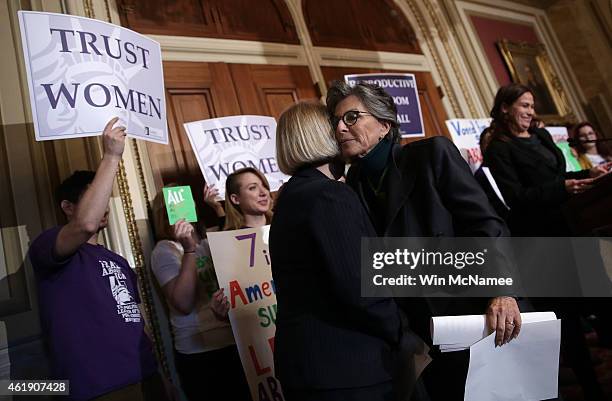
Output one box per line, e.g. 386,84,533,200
464,319,561,401
432,312,556,352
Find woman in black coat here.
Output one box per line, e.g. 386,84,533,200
326,81,520,401
484,83,610,400
483,83,610,236
270,102,424,401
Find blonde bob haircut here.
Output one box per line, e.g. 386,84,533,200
276,101,339,175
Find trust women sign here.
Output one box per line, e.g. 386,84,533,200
184,115,290,198
18,11,167,144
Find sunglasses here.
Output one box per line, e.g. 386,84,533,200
332,110,372,128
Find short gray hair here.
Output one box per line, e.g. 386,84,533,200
326,81,401,143
276,102,339,175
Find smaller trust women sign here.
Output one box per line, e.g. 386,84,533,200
184,115,290,198
18,11,167,144
345,73,425,137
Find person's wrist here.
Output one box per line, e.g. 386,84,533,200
212,308,229,321
103,153,122,163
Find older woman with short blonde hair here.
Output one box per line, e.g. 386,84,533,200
270,101,415,401
276,101,339,175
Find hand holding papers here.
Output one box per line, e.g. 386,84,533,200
465,320,561,401
432,312,556,352
431,312,561,401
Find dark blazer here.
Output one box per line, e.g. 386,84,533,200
347,136,508,238
270,167,403,390
484,127,589,235
347,136,509,339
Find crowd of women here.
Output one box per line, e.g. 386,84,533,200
149,81,611,401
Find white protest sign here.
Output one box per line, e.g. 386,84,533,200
445,118,492,172
207,226,284,401
18,11,167,144
184,115,290,198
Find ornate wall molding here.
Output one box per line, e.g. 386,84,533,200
150,34,308,66
418,0,481,117
446,0,587,120
315,46,429,71
284,0,328,98
392,0,468,117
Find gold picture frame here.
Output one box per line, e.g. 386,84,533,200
497,39,575,125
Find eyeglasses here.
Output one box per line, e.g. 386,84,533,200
332,110,372,128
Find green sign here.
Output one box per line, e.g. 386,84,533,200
163,186,197,225
555,142,582,172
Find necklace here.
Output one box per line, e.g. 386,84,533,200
366,166,389,197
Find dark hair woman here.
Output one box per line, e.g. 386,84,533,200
150,186,251,401
484,83,610,236
484,83,610,400
570,121,612,170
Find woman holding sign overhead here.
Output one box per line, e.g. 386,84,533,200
271,101,425,401
150,188,252,401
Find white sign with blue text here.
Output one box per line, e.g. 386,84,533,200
184,115,290,198
446,118,492,172
18,11,167,144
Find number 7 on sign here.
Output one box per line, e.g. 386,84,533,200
235,232,256,267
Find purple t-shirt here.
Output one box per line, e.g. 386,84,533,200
29,227,157,400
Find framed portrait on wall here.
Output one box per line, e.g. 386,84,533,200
497,39,575,124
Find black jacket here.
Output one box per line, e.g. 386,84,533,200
270,167,403,390
484,128,589,235
347,136,508,238
347,136,509,339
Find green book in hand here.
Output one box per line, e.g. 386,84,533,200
163,186,198,225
